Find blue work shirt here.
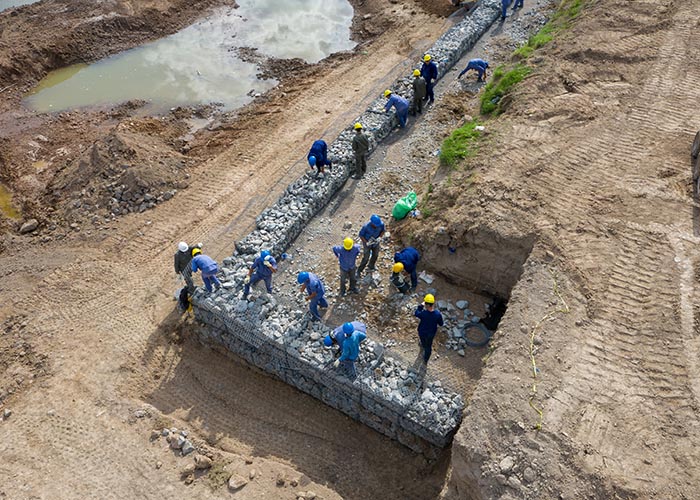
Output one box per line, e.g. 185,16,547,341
421,61,438,82
394,247,421,273
308,140,329,165
191,254,218,274
339,331,367,362
332,321,367,351
306,273,325,297
250,256,277,278
415,305,444,338
384,94,409,114
359,221,385,241
332,245,361,271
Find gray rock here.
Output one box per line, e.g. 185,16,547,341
19,219,39,234
456,300,469,309
2,408,11,419
500,456,515,474
181,440,195,456
522,466,536,483
507,475,523,491
194,454,213,469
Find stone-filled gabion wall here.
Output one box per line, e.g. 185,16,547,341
193,0,502,454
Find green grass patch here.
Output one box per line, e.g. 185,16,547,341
514,0,583,60
439,119,483,167
480,65,532,115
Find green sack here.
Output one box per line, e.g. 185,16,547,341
392,191,418,220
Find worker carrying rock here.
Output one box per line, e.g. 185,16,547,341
390,262,411,294
414,294,444,364
394,246,421,291
297,271,328,322
243,249,277,299
411,69,427,115
351,122,370,179
383,89,410,128
420,54,438,104
332,237,360,296
324,320,367,358
174,241,201,293
191,248,222,293
307,139,332,178
356,214,386,278
332,321,367,379
458,58,489,82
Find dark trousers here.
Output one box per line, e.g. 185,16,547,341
339,267,358,294
354,153,367,176
412,95,424,115
181,267,195,293
419,332,436,363
425,81,435,103
408,268,418,290
357,244,379,275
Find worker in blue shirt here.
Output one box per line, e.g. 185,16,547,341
243,249,277,298
394,246,421,291
357,214,385,278
415,294,444,363
458,59,489,82
332,237,361,296
190,248,221,293
307,139,332,177
332,322,367,379
297,271,328,321
420,54,438,104
383,89,410,128
324,320,367,357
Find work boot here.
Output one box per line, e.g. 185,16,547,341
349,288,359,294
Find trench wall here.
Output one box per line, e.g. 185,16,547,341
193,0,503,454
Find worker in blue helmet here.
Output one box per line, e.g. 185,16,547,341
394,246,421,291
297,271,328,321
332,321,367,379
458,58,489,82
307,139,332,178
324,320,367,357
243,249,277,299
357,214,386,278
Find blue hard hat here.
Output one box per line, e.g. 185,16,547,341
342,322,355,335
297,271,309,284
323,335,333,347
260,250,270,259
308,155,317,166
370,214,382,226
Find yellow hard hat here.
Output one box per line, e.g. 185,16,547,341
383,89,392,98
192,247,202,257
354,122,363,130
343,237,354,250
392,262,404,273
413,69,421,77
424,293,435,304
423,54,431,62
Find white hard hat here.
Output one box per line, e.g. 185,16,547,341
178,241,188,252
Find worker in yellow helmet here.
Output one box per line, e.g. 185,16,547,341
411,69,427,116
351,122,370,179
420,54,438,104
414,293,444,364
390,262,410,294
332,237,361,296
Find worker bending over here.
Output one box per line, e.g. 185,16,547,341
394,246,421,291
191,248,222,293
297,271,328,322
383,89,409,128
458,58,489,82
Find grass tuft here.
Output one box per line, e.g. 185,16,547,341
439,119,483,167
480,65,532,115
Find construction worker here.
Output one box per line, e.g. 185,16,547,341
174,241,201,293
324,320,367,357
501,0,510,20
297,271,328,321
420,54,438,104
383,89,409,128
411,69,427,115
191,248,222,293
458,58,489,82
415,294,444,364
394,246,421,291
332,237,360,296
307,139,332,177
351,122,370,179
512,0,523,11
356,214,385,278
243,249,277,298
332,321,367,379
390,262,411,294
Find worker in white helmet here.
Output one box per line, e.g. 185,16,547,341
174,241,201,292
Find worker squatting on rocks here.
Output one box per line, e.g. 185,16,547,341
298,271,328,321
383,89,410,128
174,241,201,293
307,139,332,178
458,58,489,82
411,69,427,115
394,246,421,291
324,320,367,358
391,262,411,294
191,248,222,293
420,54,438,104
332,237,361,296
357,214,386,278
351,122,370,179
243,249,278,298
332,322,367,379
415,294,444,364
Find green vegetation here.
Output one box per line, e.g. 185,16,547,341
513,0,583,59
480,65,532,115
439,119,483,167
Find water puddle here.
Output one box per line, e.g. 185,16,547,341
0,183,20,219
0,0,38,11
24,0,355,113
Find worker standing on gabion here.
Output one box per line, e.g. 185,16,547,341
351,122,370,179
243,249,277,299
394,246,421,292
332,237,360,296
356,214,386,278
411,69,427,115
383,89,410,128
307,139,332,178
191,248,222,293
324,320,367,358
458,58,489,82
298,271,328,322
415,294,444,364
420,54,438,104
174,241,201,292
390,262,411,294
332,322,367,379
